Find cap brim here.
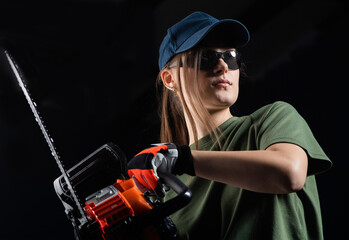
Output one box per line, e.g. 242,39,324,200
176,19,250,53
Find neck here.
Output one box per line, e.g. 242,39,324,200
185,107,233,145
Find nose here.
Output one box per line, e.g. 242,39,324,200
213,58,228,74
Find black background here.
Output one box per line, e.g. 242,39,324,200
0,0,348,239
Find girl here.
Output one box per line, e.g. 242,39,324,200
128,11,332,240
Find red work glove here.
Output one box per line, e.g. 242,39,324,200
127,143,195,194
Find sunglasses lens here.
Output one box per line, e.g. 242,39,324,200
224,50,239,70
200,51,217,70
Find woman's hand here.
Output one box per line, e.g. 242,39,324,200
127,143,195,194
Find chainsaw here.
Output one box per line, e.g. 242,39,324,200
53,142,192,240
2,48,192,240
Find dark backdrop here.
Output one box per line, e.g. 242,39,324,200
0,0,348,239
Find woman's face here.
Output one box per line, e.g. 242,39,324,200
180,48,240,113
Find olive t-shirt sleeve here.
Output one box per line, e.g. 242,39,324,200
252,101,332,175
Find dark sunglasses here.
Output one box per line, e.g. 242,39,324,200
179,49,241,70
200,49,240,70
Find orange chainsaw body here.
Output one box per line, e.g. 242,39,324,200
84,178,155,238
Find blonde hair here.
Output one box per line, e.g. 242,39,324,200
156,49,222,149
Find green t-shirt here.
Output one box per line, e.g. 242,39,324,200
165,101,332,240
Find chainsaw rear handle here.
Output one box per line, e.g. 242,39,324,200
158,172,190,196
152,172,192,219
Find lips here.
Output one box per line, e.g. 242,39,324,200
212,79,232,87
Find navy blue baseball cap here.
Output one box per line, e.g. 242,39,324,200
158,11,250,70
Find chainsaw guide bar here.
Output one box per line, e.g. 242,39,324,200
4,50,88,224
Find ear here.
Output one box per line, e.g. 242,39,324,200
160,69,175,91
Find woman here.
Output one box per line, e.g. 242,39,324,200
128,11,332,239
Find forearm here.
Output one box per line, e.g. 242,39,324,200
191,143,308,194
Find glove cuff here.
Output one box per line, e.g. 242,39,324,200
173,145,195,176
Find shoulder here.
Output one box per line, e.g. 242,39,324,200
250,101,299,123
257,101,297,114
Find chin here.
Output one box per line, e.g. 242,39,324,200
216,95,237,106
205,99,236,111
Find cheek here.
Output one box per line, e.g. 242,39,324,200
197,73,211,93
229,70,240,98
231,69,240,84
